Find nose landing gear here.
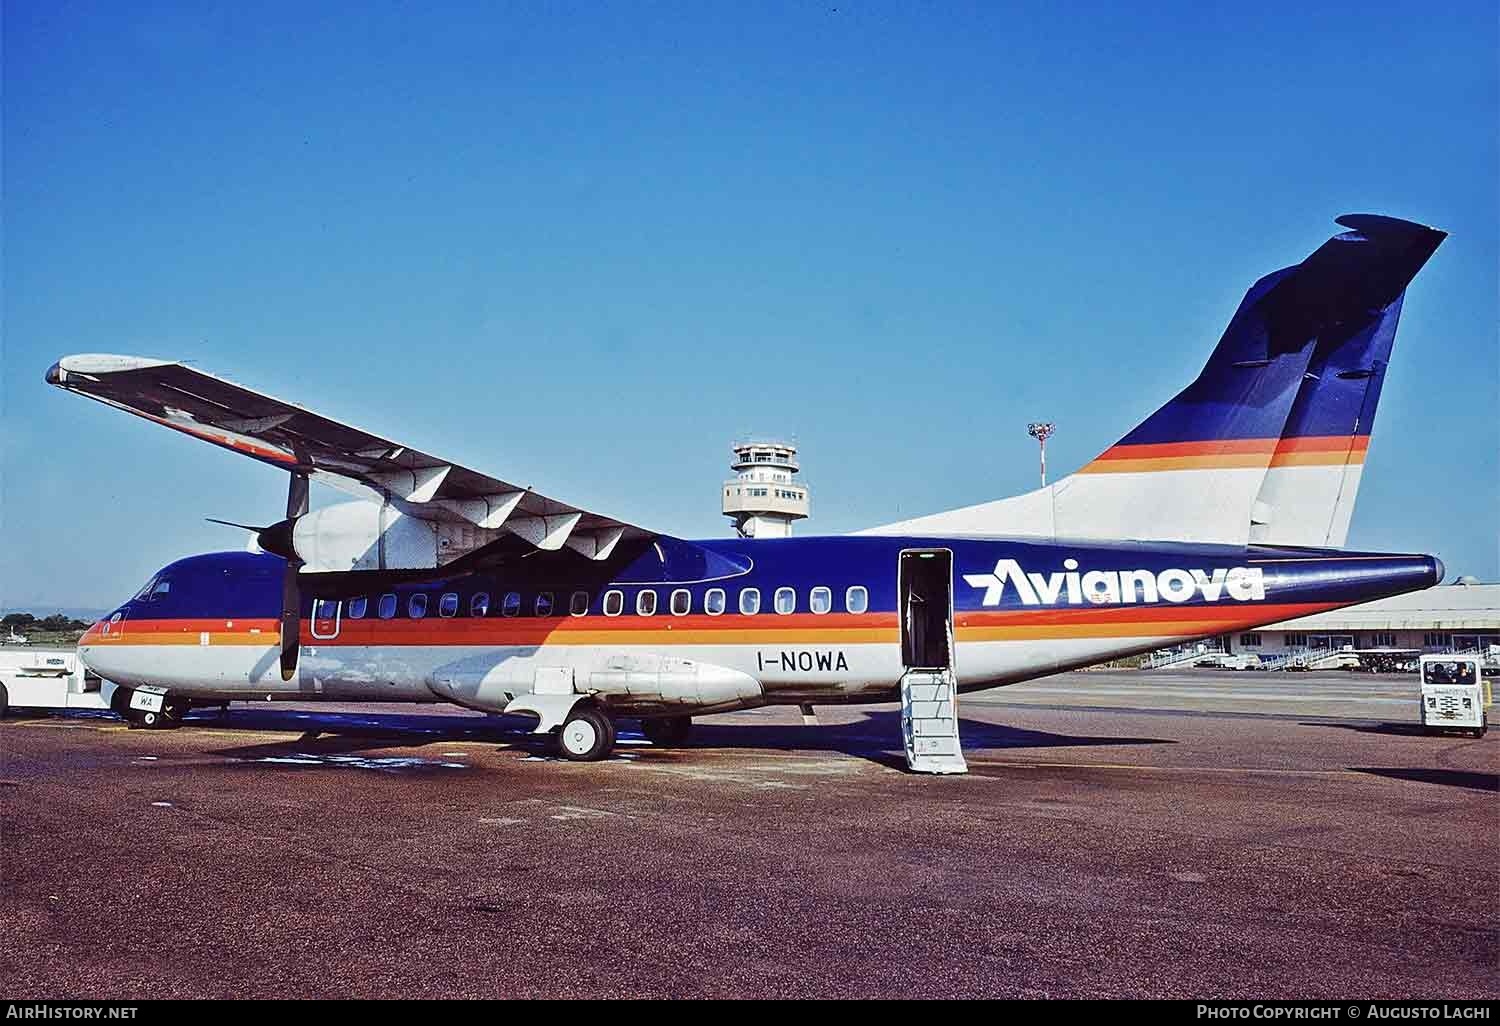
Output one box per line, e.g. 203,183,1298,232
111,686,189,729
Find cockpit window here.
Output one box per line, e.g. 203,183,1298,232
132,576,159,601
148,579,172,602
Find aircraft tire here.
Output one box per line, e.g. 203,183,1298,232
0,683,8,719
641,715,692,746
557,706,615,762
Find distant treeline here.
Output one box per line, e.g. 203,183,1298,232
3,612,92,632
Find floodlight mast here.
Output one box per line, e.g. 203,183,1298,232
1027,422,1056,487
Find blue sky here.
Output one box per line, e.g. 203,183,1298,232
3,0,1496,609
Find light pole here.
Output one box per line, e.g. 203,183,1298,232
1027,422,1055,487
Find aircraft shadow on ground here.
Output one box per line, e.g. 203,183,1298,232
187,706,1174,769
1302,721,1474,739
1349,767,1499,793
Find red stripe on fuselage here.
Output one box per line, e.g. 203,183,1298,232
84,602,1330,648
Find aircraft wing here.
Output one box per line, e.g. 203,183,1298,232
46,354,648,561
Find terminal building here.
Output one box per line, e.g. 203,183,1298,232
1148,579,1500,670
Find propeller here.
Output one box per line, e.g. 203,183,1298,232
204,471,310,681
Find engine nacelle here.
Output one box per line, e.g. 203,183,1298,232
287,501,440,573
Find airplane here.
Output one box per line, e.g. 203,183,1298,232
46,214,1447,771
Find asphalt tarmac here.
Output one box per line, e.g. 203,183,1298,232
1,671,1495,998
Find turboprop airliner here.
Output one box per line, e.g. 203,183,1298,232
48,214,1446,772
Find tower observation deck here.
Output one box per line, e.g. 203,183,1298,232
722,440,809,539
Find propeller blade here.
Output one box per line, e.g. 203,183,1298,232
279,560,301,682
287,470,309,519
280,469,310,679
205,517,264,532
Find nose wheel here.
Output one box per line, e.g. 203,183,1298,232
112,687,189,729
556,706,616,761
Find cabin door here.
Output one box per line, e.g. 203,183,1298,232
898,549,954,670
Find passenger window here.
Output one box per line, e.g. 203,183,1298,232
378,593,397,619
149,579,172,602
439,592,459,618
603,590,624,616
502,592,521,617
810,587,832,615
570,591,590,617
774,587,796,615
670,589,691,616
535,592,554,617
739,588,761,615
846,586,868,615
408,593,429,619
637,590,657,616
314,599,338,620
470,592,490,617
348,596,368,619
705,588,726,616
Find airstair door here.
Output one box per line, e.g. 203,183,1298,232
897,549,966,775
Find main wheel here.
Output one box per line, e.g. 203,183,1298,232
640,715,692,747
557,706,615,761
0,683,8,719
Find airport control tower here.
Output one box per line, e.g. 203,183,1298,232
722,440,809,539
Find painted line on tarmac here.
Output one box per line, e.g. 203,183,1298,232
995,687,1410,703
969,759,1361,778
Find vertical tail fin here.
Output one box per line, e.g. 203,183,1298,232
1249,215,1446,546
862,214,1445,545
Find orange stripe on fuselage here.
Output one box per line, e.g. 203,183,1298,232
82,603,1331,648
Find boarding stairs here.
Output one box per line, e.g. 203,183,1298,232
1142,647,1212,670
1265,649,1358,672
900,668,967,775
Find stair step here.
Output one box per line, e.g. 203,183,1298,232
899,667,967,775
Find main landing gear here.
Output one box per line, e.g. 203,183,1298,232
553,711,695,760
640,715,693,747
556,705,616,762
